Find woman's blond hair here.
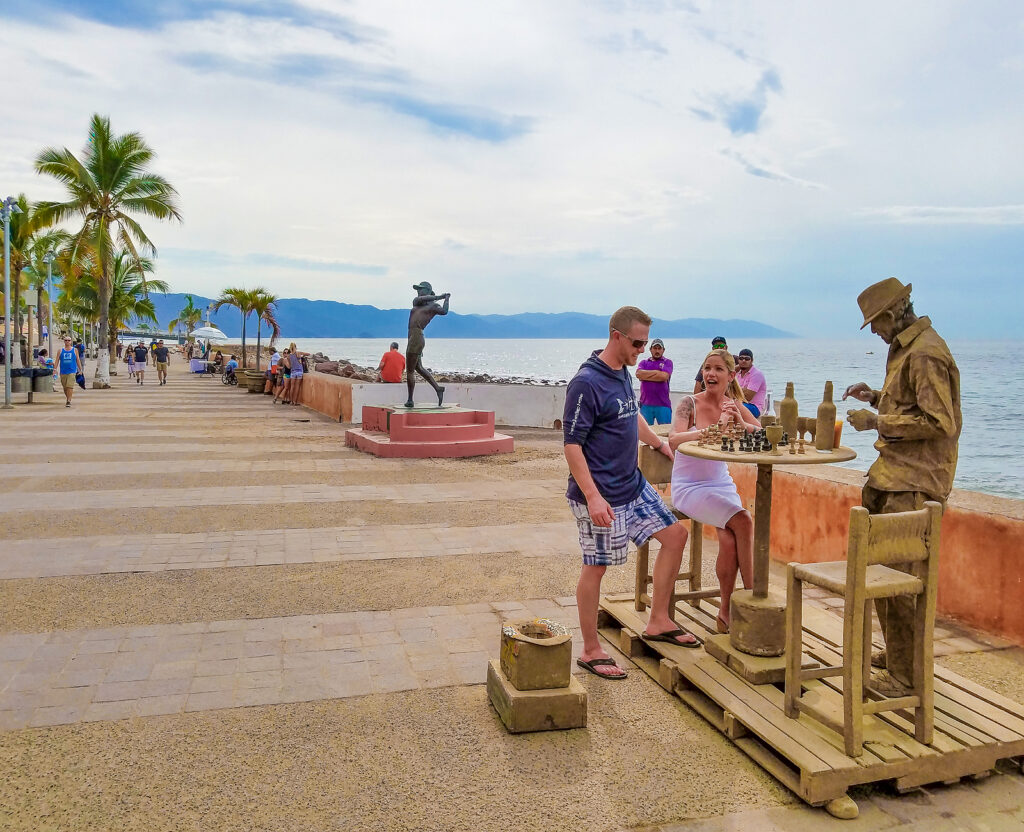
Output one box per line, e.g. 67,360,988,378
703,349,746,402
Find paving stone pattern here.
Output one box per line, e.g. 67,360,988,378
0,598,581,730
0,479,566,513
0,522,577,578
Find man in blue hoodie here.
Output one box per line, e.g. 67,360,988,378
564,306,697,680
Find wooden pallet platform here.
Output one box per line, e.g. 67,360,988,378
599,592,1024,806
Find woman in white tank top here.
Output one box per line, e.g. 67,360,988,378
668,349,760,633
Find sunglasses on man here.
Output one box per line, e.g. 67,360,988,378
613,329,648,349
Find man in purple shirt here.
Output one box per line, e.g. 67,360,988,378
635,338,673,424
735,348,767,418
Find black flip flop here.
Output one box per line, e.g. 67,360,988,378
642,627,703,649
576,657,628,680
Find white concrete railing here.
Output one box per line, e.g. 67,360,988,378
348,383,713,429
350,383,569,429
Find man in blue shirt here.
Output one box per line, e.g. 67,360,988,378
563,306,697,680
57,337,83,407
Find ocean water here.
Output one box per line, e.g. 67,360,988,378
289,337,1023,501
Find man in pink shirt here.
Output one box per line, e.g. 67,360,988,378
735,348,767,418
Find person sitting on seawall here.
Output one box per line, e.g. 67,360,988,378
668,348,759,633
734,348,767,419
224,354,238,382
377,341,406,383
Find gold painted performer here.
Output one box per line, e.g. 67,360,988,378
843,278,962,695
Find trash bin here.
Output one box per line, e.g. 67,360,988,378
10,368,32,393
31,367,53,392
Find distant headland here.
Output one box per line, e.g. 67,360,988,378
150,293,796,339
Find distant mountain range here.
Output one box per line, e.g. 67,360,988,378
143,293,796,339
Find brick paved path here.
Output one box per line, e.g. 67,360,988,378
0,598,581,730
0,479,565,512
2,359,1020,831
0,522,576,578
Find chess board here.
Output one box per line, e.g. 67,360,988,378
680,434,856,465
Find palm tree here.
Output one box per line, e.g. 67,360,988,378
167,293,204,343
250,289,280,371
0,194,47,367
213,286,253,368
66,251,168,350
34,114,181,387
25,228,74,353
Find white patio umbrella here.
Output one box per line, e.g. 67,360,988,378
188,326,228,341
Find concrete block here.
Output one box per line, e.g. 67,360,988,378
499,619,572,691
487,660,587,733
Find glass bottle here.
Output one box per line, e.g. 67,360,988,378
815,381,837,451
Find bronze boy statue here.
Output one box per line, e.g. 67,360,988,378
405,282,450,407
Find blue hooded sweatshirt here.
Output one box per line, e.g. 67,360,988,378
563,351,644,506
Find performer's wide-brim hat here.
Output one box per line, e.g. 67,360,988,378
412,281,434,292
858,278,912,329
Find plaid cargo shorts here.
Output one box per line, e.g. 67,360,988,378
568,480,676,566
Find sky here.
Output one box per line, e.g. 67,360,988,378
2,0,1022,337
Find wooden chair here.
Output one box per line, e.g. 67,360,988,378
784,502,942,756
634,445,717,613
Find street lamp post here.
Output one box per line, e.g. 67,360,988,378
42,251,55,361
2,195,24,410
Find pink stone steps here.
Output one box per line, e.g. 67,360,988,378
345,406,514,459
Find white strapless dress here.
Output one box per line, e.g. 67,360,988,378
670,452,744,529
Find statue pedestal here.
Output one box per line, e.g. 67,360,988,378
345,405,514,458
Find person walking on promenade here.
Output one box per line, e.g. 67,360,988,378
126,344,136,378
57,336,83,407
843,278,962,695
693,335,728,393
636,337,673,424
132,341,149,385
74,338,85,364
377,341,406,383
564,306,696,681
734,348,767,419
154,340,170,385
669,349,759,633
116,341,123,360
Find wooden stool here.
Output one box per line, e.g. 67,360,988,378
633,445,712,613
784,502,942,757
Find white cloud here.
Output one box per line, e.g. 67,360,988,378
861,205,1024,225
1,0,1023,334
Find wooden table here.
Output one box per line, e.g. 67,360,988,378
677,439,856,666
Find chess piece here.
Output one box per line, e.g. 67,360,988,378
789,439,797,455
780,382,799,439
798,438,806,454
815,381,837,451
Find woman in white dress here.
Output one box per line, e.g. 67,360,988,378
668,349,759,632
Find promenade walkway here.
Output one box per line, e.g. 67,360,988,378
1,359,1022,831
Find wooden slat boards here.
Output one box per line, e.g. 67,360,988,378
598,593,1024,806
